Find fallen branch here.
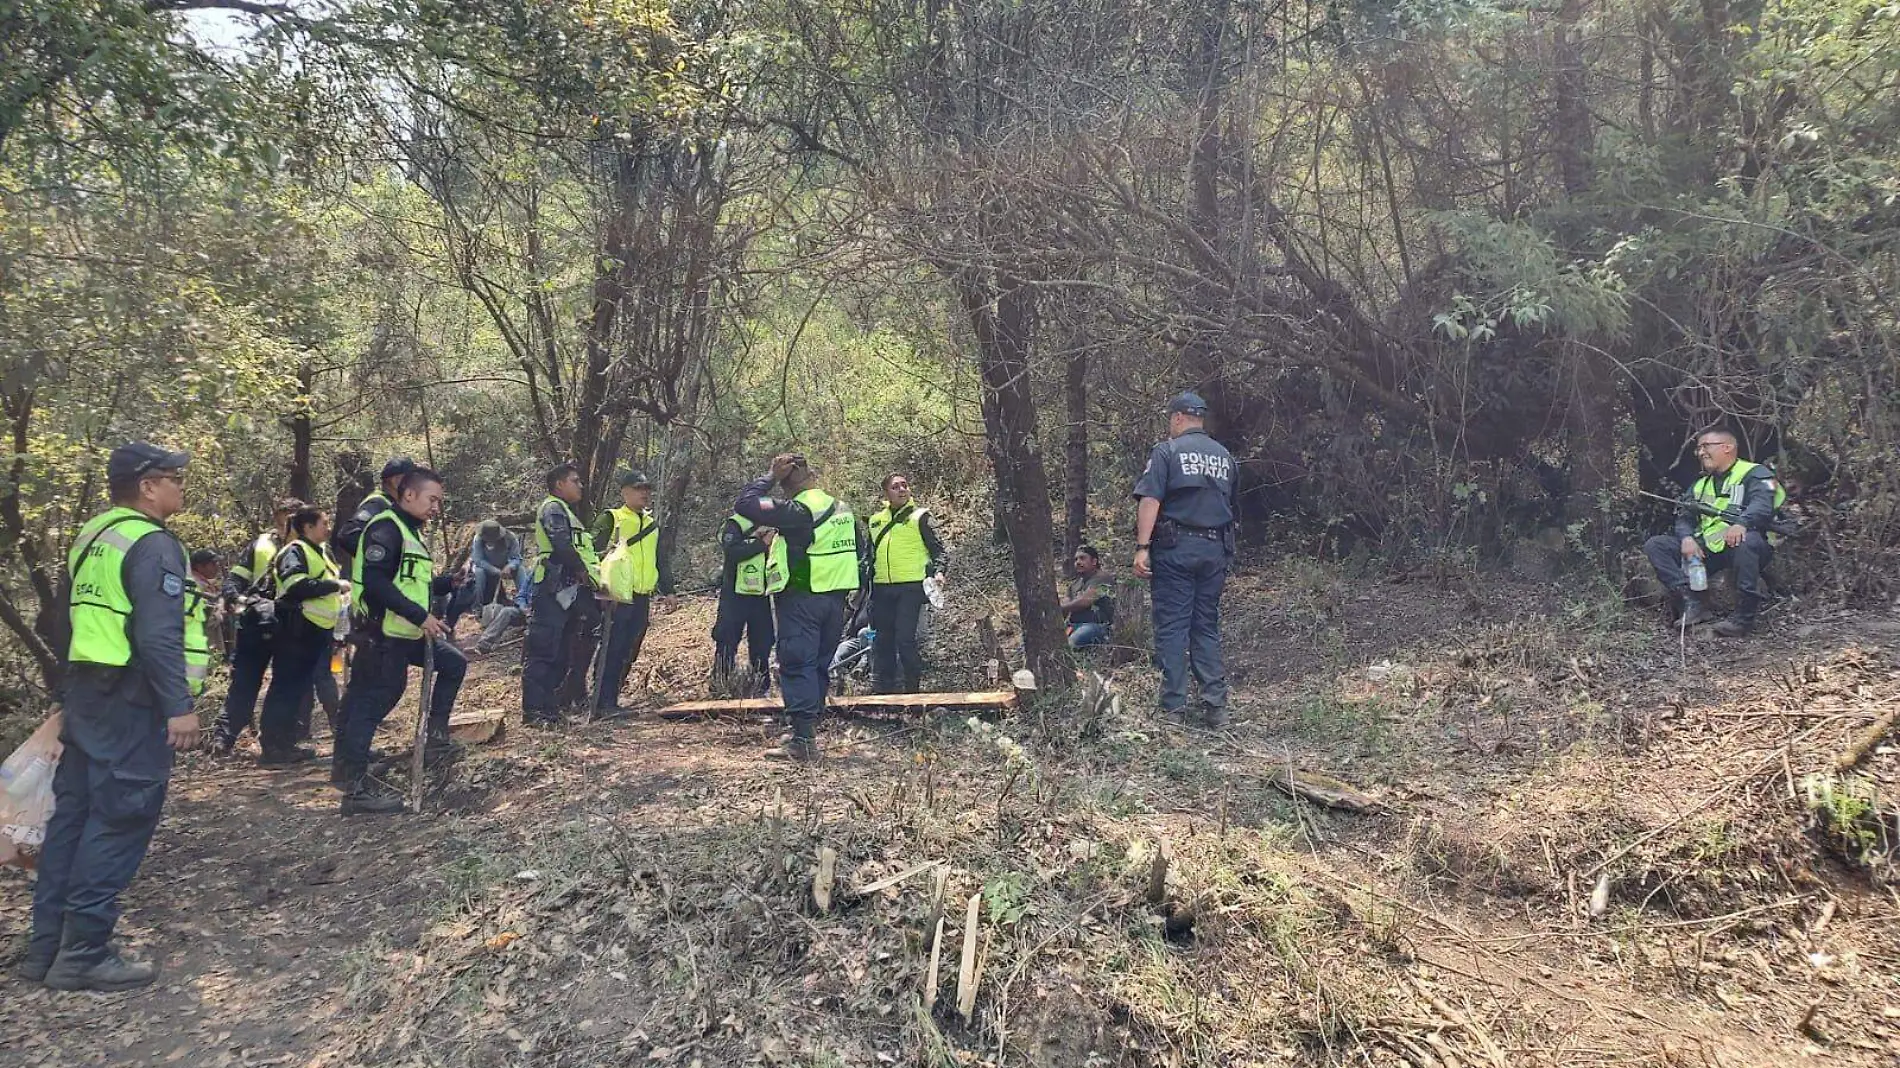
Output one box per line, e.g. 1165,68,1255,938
1834,707,1898,772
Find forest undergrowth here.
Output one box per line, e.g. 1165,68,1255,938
5,555,1897,1068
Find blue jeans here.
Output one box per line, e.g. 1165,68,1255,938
1150,535,1229,712
1067,622,1110,649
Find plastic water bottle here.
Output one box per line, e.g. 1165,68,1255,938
1684,555,1708,592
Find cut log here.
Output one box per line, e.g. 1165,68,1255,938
447,710,506,746
657,691,1016,720
1269,769,1382,813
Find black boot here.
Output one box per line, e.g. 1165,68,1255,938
1713,594,1761,638
339,767,405,816
1674,592,1718,627
772,732,821,763
259,745,317,767
13,933,59,983
423,729,466,764
43,946,158,992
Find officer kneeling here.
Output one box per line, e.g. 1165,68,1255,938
24,442,200,991
1133,393,1237,728
333,468,465,814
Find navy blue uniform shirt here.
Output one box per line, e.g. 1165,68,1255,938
1132,429,1236,529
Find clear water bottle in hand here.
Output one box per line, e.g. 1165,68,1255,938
1684,554,1708,592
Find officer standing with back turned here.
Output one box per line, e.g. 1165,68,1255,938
1132,392,1236,728
22,442,199,991
734,453,868,762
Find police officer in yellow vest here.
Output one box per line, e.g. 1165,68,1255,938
522,462,604,726
712,511,788,695
187,549,223,683
211,495,304,755
1643,428,1787,637
23,442,200,992
588,470,661,716
334,468,465,814
254,506,345,767
735,453,869,762
866,473,947,694
333,456,416,580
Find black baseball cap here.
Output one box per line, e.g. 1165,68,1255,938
619,469,652,489
380,456,418,481
1165,391,1209,416
107,441,190,482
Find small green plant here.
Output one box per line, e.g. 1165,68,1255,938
1804,772,1887,864
983,870,1034,927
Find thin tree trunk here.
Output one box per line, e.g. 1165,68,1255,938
1063,342,1089,565
957,269,1067,689
287,360,315,504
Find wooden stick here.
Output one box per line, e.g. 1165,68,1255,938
956,893,981,1025
658,690,1016,718
1834,708,1898,772
851,860,937,898
1146,838,1172,907
813,846,837,913
923,916,945,1013
410,635,435,814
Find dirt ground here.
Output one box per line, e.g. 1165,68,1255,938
3,557,1897,1067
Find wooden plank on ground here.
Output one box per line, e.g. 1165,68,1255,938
657,691,1016,719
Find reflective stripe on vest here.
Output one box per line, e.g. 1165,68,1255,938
731,514,788,596
793,489,858,594
362,511,433,639
66,507,166,667
601,507,660,601
270,540,341,629
1692,460,1787,552
183,578,211,695
531,496,601,586
868,504,930,584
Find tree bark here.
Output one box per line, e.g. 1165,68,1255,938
287,359,316,504
955,268,1067,689
1062,341,1089,565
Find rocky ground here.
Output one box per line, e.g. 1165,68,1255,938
3,555,1897,1067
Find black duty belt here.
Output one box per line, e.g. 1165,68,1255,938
1175,525,1227,540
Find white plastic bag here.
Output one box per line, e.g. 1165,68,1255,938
923,574,946,610
0,712,63,869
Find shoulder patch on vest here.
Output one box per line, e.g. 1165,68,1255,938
162,573,184,597
365,543,389,563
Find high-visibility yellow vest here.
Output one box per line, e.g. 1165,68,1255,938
731,514,788,596
66,507,167,668
355,511,433,639
183,577,211,695
867,504,931,584
600,506,660,601
270,539,341,629
531,496,602,587
230,531,278,588
793,489,858,594
1692,460,1787,553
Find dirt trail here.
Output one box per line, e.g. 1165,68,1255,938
3,573,1897,1067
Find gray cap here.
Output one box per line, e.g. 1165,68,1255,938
1165,391,1209,416
479,519,504,538
380,456,418,481
619,469,652,489
107,441,190,482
